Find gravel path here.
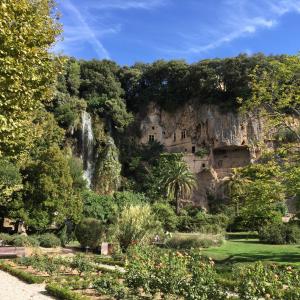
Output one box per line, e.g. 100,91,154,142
0,270,54,300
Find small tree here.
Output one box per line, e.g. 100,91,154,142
159,154,197,214
75,218,103,249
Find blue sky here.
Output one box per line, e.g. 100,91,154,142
54,0,300,65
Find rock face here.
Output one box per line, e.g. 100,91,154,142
139,101,265,208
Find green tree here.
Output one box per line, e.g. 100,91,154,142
75,218,103,249
66,59,81,96
159,154,197,214
23,145,83,230
0,0,61,159
240,55,300,141
0,158,22,206
229,161,286,230
82,191,118,225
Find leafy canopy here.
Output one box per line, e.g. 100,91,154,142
0,0,61,159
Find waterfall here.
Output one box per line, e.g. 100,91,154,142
81,111,94,187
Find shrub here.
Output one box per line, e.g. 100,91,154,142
165,233,224,249
113,191,147,209
115,204,162,251
125,245,226,299
18,254,65,276
152,202,178,231
177,210,227,233
234,262,300,299
38,233,61,248
177,211,195,232
259,223,300,244
93,274,126,299
82,191,118,225
75,218,103,249
58,222,75,247
70,254,93,275
0,262,44,284
46,283,90,300
8,234,39,247
0,233,12,245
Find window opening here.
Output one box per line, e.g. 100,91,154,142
149,135,154,142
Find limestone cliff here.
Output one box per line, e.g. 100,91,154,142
139,101,266,208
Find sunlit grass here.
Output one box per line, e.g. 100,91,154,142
201,232,300,266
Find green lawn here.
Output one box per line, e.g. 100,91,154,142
201,232,300,266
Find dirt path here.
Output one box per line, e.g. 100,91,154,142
0,270,54,300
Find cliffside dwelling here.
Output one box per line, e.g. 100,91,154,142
139,102,262,208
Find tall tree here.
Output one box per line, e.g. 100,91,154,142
239,55,300,141
0,0,61,160
23,145,83,230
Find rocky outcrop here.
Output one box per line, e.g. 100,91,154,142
139,101,266,208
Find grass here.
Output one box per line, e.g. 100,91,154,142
201,232,300,266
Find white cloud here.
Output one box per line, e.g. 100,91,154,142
163,0,300,55
87,0,169,11
57,0,113,59
269,0,300,15
56,0,168,59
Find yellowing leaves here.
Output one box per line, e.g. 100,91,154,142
0,0,61,160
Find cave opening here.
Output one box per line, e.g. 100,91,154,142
213,146,250,169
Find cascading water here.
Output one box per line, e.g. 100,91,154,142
81,111,94,187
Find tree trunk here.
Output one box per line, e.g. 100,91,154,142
176,194,180,215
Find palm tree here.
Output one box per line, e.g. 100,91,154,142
161,161,197,214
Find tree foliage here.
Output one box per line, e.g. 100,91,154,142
0,0,61,159
0,158,22,206
158,154,197,213
229,160,286,230
22,145,83,230
240,55,300,140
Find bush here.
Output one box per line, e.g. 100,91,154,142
46,283,90,300
234,262,300,299
17,254,65,276
177,211,195,232
0,233,12,245
38,233,61,248
70,254,93,275
152,202,178,231
165,233,224,249
113,191,147,209
259,223,300,244
93,274,126,299
8,234,39,247
82,191,118,225
177,210,227,233
126,245,226,299
0,262,44,284
75,218,103,249
115,204,162,251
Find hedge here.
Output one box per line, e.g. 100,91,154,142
0,261,44,284
46,284,91,300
